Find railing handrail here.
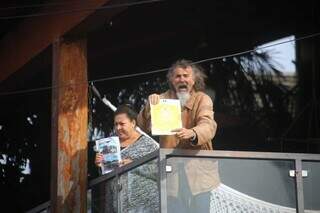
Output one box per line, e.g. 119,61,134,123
88,149,159,188
160,148,320,161
25,200,50,213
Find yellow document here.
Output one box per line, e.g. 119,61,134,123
150,99,182,135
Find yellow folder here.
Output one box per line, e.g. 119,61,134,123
150,99,182,135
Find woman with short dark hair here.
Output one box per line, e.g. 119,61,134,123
95,104,159,213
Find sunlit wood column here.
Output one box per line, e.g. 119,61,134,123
51,38,88,213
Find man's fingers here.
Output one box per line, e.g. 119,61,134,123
171,128,183,132
172,128,193,140
172,128,185,139
149,94,160,105
150,97,159,105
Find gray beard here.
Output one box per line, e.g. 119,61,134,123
176,92,190,107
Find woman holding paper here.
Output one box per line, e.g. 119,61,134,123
95,104,158,165
95,104,159,213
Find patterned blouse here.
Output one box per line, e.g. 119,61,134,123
120,135,160,213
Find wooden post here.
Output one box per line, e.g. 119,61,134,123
51,38,88,213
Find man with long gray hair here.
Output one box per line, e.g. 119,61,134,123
137,59,219,213
138,59,217,150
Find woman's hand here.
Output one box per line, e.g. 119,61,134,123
120,158,133,166
95,153,103,167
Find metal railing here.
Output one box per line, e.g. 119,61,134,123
26,149,320,213
159,149,320,213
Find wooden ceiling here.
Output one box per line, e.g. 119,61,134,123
0,0,318,92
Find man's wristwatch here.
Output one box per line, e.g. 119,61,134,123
190,129,198,145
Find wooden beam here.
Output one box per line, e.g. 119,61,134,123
51,38,88,213
0,0,110,83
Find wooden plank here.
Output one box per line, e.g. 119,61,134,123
0,0,110,83
51,38,88,213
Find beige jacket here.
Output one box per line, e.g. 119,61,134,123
137,90,220,195
137,90,217,149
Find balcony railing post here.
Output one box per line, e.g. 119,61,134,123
295,159,305,213
159,150,168,213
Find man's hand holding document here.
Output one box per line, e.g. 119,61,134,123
150,99,182,135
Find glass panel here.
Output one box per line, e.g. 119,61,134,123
166,157,296,213
89,158,159,213
90,177,119,213
118,158,160,213
302,161,320,212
